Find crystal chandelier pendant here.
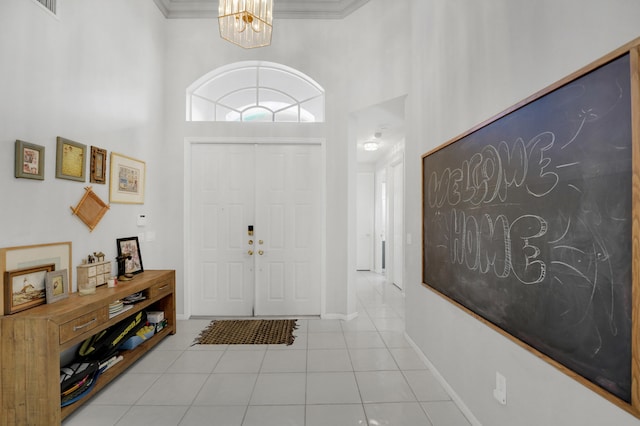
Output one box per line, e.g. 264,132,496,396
219,0,273,49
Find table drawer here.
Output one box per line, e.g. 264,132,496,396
59,307,108,344
148,279,172,299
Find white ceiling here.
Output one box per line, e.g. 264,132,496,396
153,0,371,19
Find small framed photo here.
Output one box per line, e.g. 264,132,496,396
15,140,45,180
45,269,69,304
4,264,55,314
90,146,107,184
56,137,86,182
109,152,145,204
116,236,144,275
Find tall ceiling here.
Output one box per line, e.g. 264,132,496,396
153,0,371,19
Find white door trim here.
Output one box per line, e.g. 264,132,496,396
183,137,327,319
390,158,404,290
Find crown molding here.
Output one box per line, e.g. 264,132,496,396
152,0,370,19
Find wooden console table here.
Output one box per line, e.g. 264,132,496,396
0,269,176,425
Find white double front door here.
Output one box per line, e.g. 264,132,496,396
189,143,322,316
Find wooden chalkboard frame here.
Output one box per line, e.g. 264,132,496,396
421,37,640,416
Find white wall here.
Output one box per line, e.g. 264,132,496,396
0,0,165,291
161,18,339,316
405,0,640,425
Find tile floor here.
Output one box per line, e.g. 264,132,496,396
62,272,471,426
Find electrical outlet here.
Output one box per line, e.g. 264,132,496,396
493,372,507,405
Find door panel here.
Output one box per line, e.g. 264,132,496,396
254,144,321,316
267,262,285,300
356,172,374,270
191,144,255,316
392,161,404,289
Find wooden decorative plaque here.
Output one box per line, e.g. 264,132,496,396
70,187,109,231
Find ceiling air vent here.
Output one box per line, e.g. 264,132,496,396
35,0,57,15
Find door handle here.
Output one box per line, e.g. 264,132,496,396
248,250,254,255
258,250,264,256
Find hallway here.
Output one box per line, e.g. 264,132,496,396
63,272,471,425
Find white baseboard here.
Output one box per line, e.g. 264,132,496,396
322,312,359,321
178,313,359,321
404,332,483,426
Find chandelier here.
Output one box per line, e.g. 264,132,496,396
218,0,273,49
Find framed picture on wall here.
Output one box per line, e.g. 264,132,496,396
15,140,45,180
109,152,145,204
90,146,107,184
56,137,86,182
421,40,640,417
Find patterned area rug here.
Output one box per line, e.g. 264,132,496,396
192,319,298,346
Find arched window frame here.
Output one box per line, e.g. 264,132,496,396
187,61,325,123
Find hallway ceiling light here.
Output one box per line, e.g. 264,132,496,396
363,140,379,151
219,0,273,49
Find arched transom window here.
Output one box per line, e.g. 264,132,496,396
187,61,325,123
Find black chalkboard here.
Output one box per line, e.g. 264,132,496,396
422,54,632,402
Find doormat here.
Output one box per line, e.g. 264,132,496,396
192,319,298,346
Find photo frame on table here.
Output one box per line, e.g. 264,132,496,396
15,140,45,180
116,236,143,275
109,152,145,204
0,242,72,316
56,136,86,182
4,264,55,314
90,146,107,184
45,269,69,304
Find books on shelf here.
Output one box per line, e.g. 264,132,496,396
108,303,133,319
